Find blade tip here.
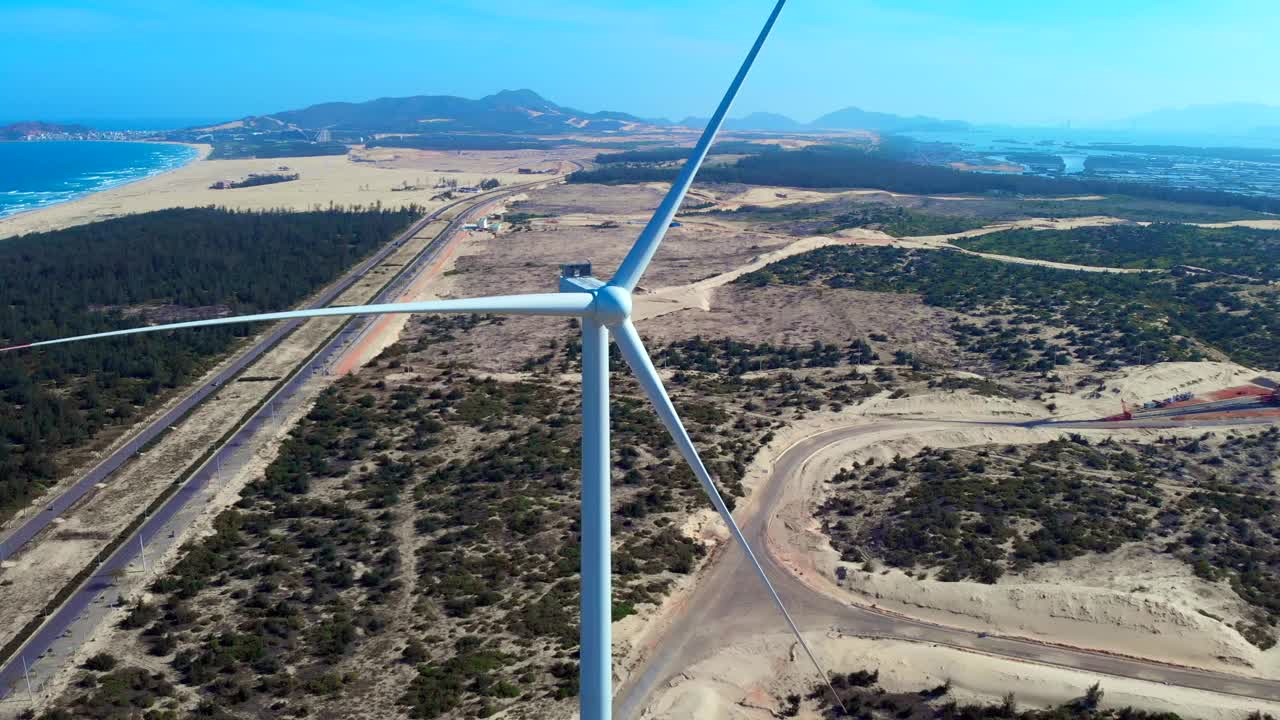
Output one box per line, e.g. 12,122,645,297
0,343,32,353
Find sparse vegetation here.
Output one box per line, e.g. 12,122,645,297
211,172,299,190
806,671,1212,720
819,428,1280,647
711,200,986,238
42,666,174,720
738,245,1280,371
84,326,782,717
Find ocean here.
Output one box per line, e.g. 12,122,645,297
0,141,199,220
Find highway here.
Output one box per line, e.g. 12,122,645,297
614,420,1280,718
0,205,439,565
0,179,547,699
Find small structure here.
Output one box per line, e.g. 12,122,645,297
560,263,593,279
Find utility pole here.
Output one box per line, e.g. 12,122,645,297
138,535,148,574
21,655,33,703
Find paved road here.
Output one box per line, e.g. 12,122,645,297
0,181,543,699
614,421,1280,718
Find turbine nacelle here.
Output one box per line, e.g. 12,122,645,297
558,265,633,326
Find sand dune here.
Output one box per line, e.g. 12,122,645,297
647,632,1280,719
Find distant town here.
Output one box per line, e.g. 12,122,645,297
0,121,157,142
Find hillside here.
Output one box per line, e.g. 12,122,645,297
811,106,969,132
679,111,807,132
215,89,970,138
0,121,94,140
243,89,654,135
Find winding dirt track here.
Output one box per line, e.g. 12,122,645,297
613,421,1280,718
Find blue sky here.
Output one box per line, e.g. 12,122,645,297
2,0,1277,126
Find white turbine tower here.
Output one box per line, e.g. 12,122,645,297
2,2,841,717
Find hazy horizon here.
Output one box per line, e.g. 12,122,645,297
3,0,1279,128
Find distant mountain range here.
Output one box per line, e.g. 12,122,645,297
220,89,658,135
678,112,808,132
1120,103,1280,135
209,89,970,137
22,93,1275,143
680,107,969,134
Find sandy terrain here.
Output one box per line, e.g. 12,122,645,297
0,147,560,239
647,631,1280,719
1044,361,1268,420
761,393,1279,675
349,145,590,175
15,166,1280,717
614,225,1280,710
640,384,1280,717
950,160,1024,173
705,185,992,213
329,188,535,373
633,235,860,322
1194,220,1280,230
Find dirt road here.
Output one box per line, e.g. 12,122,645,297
614,421,1280,718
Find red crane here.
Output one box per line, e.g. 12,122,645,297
1105,399,1134,422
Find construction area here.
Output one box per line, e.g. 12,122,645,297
1103,382,1280,422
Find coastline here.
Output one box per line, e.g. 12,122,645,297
0,145,568,240
0,141,210,228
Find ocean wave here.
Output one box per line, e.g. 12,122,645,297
0,142,199,220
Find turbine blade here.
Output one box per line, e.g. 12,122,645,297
611,319,846,712
609,0,787,291
1,293,592,353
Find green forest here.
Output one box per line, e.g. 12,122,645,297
955,223,1280,281
571,144,1280,214
207,140,349,161
0,206,418,522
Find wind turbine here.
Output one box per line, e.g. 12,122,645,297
2,2,841,717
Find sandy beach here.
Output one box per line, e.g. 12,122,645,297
0,144,591,240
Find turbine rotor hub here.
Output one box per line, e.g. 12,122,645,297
592,285,632,326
